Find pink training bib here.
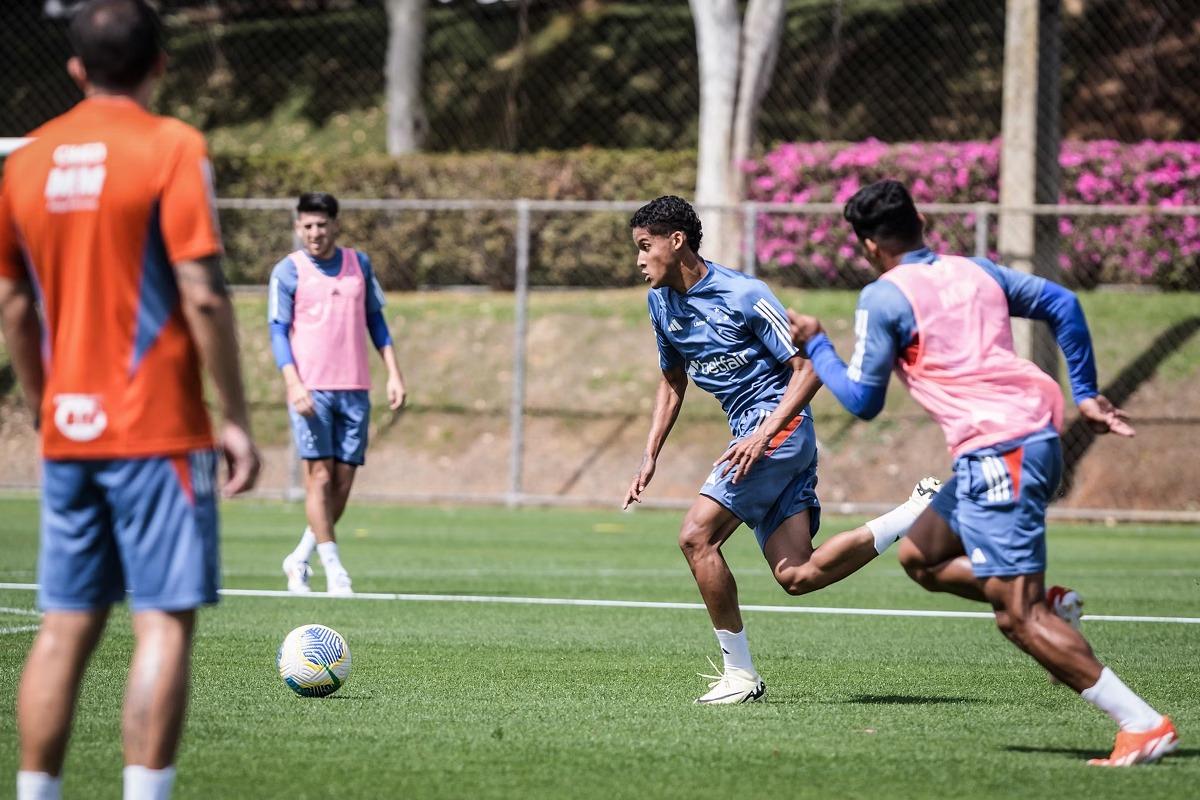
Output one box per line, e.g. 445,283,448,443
289,248,371,391
881,255,1063,457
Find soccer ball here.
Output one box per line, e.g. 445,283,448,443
277,624,352,697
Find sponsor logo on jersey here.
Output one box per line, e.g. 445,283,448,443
668,318,683,332
53,393,108,442
688,349,752,377
44,142,107,213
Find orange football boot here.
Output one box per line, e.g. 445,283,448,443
1088,717,1179,766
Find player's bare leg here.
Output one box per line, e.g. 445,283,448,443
764,478,940,596
981,572,1177,765
897,508,986,601
300,458,354,594
678,496,764,704
303,457,337,543
678,496,745,631
765,510,877,595
18,610,109,776
982,573,1100,689
123,610,196,769
329,461,358,524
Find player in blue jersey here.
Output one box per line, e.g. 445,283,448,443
788,180,1176,766
269,192,407,595
623,196,940,704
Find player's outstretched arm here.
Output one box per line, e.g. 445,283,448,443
715,355,821,483
176,256,261,496
0,276,44,426
623,366,687,509
1078,395,1135,437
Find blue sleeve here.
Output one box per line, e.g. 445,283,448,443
270,321,294,369
366,309,392,349
268,257,298,326
802,281,913,419
648,294,684,372
806,334,888,419
974,259,1099,402
357,251,386,315
741,281,800,364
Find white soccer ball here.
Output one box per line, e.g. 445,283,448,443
277,624,352,697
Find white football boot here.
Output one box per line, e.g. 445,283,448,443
696,660,766,705
282,555,312,594
327,568,355,597
903,475,943,515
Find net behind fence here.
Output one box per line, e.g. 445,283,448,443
3,1,1197,153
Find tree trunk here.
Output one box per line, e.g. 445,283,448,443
691,0,784,268
385,0,427,155
690,0,740,263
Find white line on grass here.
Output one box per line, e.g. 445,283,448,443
2,582,1198,624
0,625,40,635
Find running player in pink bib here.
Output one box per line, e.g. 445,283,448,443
269,192,406,595
789,180,1177,767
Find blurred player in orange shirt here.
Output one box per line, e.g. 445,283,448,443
0,2,260,798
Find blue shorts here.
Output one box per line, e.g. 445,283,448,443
930,432,1063,578
700,413,821,550
38,450,220,612
289,389,370,465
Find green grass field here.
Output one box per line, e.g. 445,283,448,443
1,499,1197,799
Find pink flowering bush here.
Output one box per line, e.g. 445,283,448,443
745,140,1200,290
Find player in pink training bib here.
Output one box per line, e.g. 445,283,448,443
789,179,1177,767
268,192,407,596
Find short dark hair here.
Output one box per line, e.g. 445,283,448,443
68,0,163,92
842,180,923,247
297,192,339,218
629,195,703,254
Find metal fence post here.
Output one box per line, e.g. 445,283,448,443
507,199,531,507
286,207,304,501
741,202,758,277
974,202,989,258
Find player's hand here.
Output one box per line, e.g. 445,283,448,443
1078,395,1135,437
387,376,407,411
622,455,656,510
287,381,315,417
787,310,823,347
715,431,769,484
219,421,261,497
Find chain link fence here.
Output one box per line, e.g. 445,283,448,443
1,1,1197,517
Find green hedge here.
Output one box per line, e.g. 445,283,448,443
215,149,695,288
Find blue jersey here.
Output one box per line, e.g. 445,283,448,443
649,262,802,432
806,248,1099,419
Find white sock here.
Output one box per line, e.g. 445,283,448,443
317,541,343,574
1080,667,1164,732
123,766,176,800
715,628,755,674
290,527,316,563
865,503,921,554
16,772,61,800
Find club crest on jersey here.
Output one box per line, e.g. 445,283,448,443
53,393,108,442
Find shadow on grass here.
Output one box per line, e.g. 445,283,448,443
1005,744,1199,761
840,694,979,706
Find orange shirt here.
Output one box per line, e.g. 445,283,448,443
0,96,221,459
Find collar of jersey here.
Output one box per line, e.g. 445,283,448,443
685,260,718,294
899,247,936,265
